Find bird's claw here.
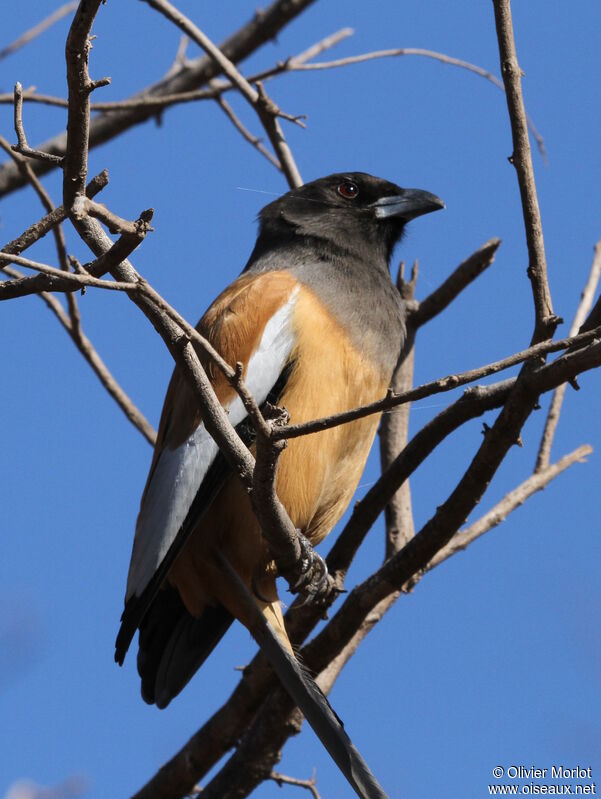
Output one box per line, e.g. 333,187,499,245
288,533,333,606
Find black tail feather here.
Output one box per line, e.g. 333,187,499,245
137,586,233,708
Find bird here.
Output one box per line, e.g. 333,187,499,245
115,172,444,710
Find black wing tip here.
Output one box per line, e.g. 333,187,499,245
114,597,139,666
114,623,133,666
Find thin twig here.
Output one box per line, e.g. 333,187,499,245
142,0,304,129
0,131,86,344
0,170,108,269
0,251,139,291
426,444,592,572
412,238,500,327
0,2,77,62
0,21,348,114
82,198,153,235
0,263,156,445
536,240,601,471
292,27,354,64
245,46,544,156
272,325,601,441
213,88,282,170
163,35,190,80
269,771,321,799
12,82,64,165
142,0,304,188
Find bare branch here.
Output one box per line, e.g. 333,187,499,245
195,439,594,799
142,0,262,105
427,444,593,572
0,251,139,291
82,198,154,235
536,239,601,470
143,0,303,188
0,262,156,445
379,262,418,558
493,0,556,343
0,2,77,63
12,82,65,165
0,133,74,323
412,238,501,327
269,771,321,799
291,27,354,64
0,213,152,300
256,46,545,158
0,170,108,269
272,325,601,441
212,88,282,171
254,81,303,188
0,26,352,115
0,29,545,171
0,0,318,197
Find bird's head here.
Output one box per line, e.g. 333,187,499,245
258,172,444,263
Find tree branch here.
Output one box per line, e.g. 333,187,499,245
269,771,321,799
271,325,601,441
493,0,556,343
0,0,317,197
128,329,601,799
427,444,593,572
12,82,64,165
143,0,304,188
193,436,593,799
412,238,500,327
212,89,282,171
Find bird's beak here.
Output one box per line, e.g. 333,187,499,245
372,189,445,221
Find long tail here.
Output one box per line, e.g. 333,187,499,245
214,550,391,799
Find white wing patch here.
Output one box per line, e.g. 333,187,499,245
125,286,300,601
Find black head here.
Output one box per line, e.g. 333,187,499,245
256,172,444,264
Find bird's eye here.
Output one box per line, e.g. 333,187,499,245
337,181,359,200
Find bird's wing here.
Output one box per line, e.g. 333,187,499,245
115,270,300,663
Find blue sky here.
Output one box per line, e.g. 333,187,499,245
2,2,600,798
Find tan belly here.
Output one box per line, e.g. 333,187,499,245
273,286,390,543
169,285,392,616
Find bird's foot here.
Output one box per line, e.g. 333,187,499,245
288,532,334,606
